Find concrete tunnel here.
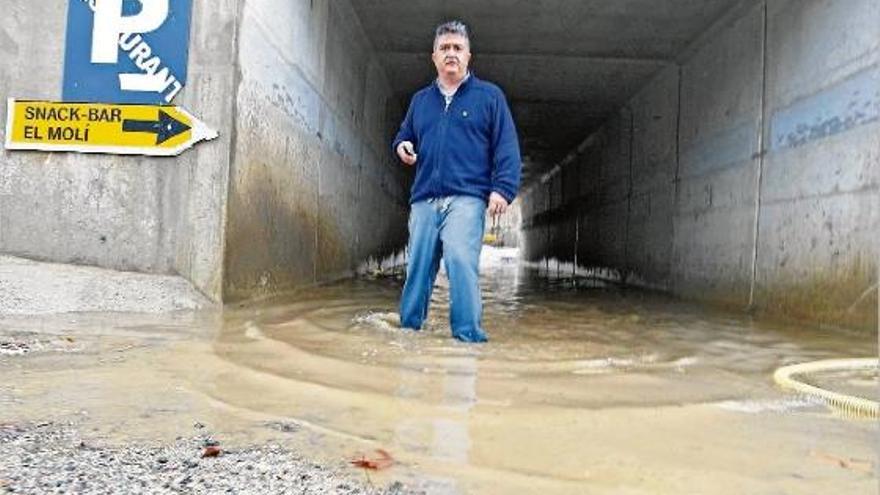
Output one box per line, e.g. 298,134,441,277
0,0,877,332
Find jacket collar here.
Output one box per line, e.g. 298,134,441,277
435,72,475,95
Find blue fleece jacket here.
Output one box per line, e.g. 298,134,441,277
392,74,522,204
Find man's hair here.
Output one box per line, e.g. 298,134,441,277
433,20,470,49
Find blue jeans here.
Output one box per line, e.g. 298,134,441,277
399,196,488,343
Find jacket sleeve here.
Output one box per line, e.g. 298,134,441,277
490,91,522,203
391,95,418,159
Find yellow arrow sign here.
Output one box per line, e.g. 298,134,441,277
4,98,218,156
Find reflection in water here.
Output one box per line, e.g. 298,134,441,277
0,247,876,494
393,354,477,494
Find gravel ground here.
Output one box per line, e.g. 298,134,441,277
0,422,423,495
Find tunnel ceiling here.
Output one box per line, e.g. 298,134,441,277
352,0,744,186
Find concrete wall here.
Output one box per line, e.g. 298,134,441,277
0,0,236,301
523,0,879,330
223,0,408,301
0,0,409,303
627,65,679,288
674,3,765,307
754,0,879,328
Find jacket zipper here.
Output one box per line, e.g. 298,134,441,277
435,89,452,198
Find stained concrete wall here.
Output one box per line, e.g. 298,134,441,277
755,0,880,328
223,0,408,301
0,0,236,301
523,0,879,330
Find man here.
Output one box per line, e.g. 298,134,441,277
392,20,522,343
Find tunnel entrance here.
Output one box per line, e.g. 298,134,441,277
1,2,877,494
0,1,874,330
343,0,879,331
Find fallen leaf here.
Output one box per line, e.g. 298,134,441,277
64,337,75,343
350,449,394,470
202,446,223,458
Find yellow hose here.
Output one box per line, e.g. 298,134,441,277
773,358,879,419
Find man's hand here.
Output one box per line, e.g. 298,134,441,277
487,192,508,217
396,141,417,166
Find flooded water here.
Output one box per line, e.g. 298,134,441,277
1,248,876,494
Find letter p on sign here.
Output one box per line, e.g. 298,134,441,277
63,0,193,105
91,0,169,63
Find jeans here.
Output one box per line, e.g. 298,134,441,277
399,196,488,343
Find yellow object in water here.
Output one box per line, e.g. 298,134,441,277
483,233,497,244
774,358,879,418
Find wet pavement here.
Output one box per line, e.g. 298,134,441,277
0,248,876,494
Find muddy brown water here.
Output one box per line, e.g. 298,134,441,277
1,249,876,494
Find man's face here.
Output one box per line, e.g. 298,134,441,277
432,33,471,80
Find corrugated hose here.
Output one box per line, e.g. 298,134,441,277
773,358,879,418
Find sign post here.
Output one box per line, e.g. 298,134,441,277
4,99,217,156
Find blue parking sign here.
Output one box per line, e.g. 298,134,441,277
63,0,193,104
